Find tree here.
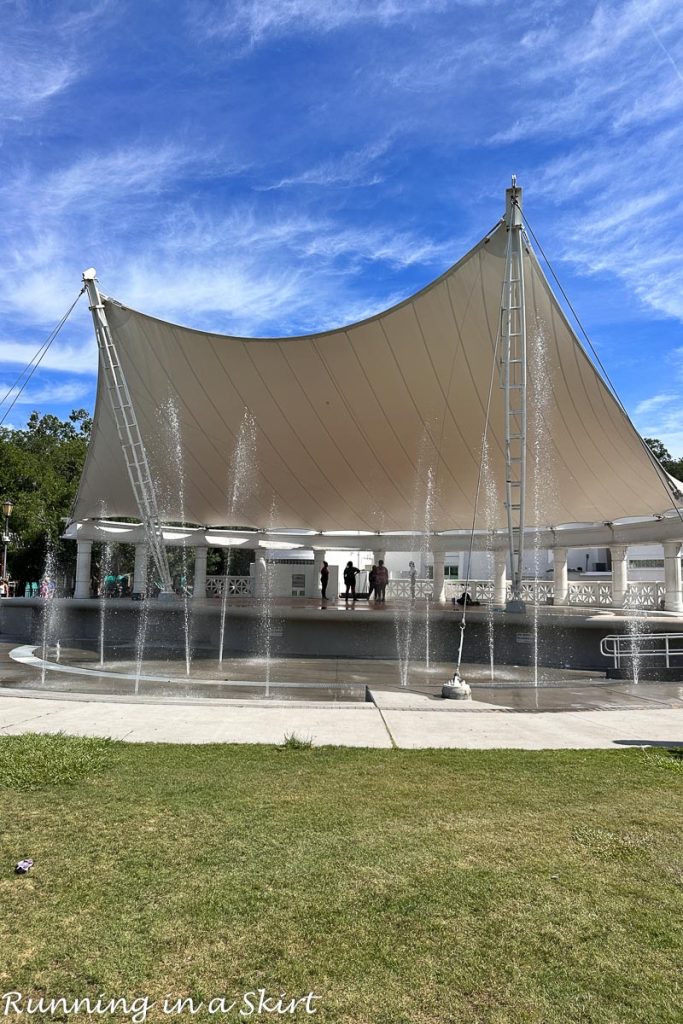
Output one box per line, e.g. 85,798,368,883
644,437,671,463
644,437,683,482
0,409,92,589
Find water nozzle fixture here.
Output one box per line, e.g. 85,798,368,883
442,672,472,701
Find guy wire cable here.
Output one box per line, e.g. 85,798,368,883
0,287,85,428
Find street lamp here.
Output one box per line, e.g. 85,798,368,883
2,499,14,582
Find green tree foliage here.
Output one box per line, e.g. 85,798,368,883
0,410,92,589
644,437,683,482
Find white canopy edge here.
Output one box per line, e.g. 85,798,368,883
63,511,683,552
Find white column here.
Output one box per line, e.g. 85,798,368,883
254,556,267,598
375,549,387,564
552,547,569,605
74,540,92,599
193,546,208,602
663,541,683,613
494,550,507,605
460,550,470,583
133,543,149,595
432,551,445,603
610,544,628,608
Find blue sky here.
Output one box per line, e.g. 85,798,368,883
2,0,683,452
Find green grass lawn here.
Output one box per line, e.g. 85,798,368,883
0,735,681,1024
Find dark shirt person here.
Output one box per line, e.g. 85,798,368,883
320,560,329,600
343,561,360,600
374,560,389,603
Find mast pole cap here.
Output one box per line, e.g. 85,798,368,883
82,268,97,281
505,177,523,228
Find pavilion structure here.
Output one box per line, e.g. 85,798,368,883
65,182,683,614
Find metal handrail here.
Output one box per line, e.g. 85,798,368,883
600,632,683,669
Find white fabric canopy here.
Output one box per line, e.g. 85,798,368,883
72,218,681,532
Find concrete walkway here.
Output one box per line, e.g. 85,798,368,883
0,687,681,749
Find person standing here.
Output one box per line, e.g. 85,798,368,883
343,561,360,601
374,560,389,603
320,560,329,600
408,560,417,599
368,564,377,601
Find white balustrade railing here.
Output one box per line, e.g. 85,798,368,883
445,580,495,603
446,579,554,604
386,578,434,598
204,574,666,609
623,582,665,610
447,579,665,609
520,580,554,604
206,575,254,598
568,581,612,606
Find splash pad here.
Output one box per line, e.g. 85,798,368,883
3,597,682,711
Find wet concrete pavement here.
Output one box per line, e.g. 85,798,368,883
2,643,683,713
1,640,682,748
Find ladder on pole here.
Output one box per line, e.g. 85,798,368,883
501,179,527,605
82,269,174,595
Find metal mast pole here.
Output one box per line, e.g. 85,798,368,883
501,178,527,610
82,269,174,596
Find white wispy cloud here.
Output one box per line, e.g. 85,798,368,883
480,2,683,332
634,394,679,418
634,394,683,457
110,205,454,334
0,337,97,375
0,53,78,113
632,352,683,456
529,123,683,322
672,346,683,380
2,144,210,219
490,0,683,143
195,0,453,46
0,1,114,124
647,17,683,85
0,120,456,341
0,379,90,409
0,149,455,336
0,144,240,324
258,138,393,190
